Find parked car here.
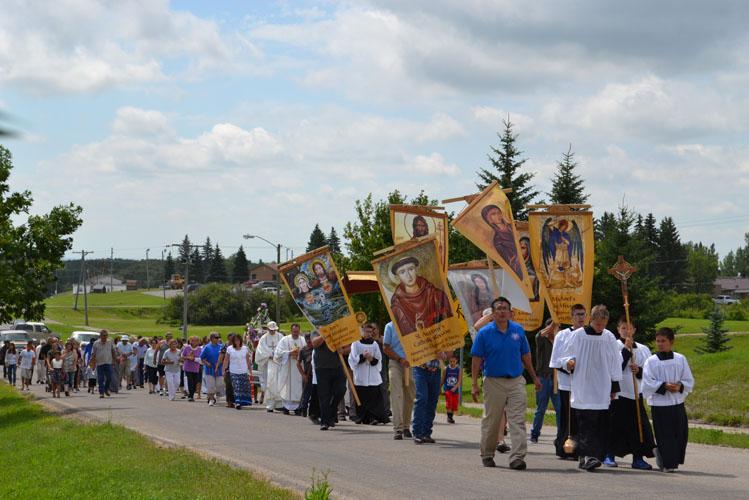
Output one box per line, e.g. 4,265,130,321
69,331,102,347
0,330,34,351
713,295,740,305
14,322,54,341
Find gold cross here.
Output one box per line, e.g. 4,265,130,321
608,255,636,283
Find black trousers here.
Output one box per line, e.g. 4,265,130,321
609,397,656,458
315,367,347,427
576,408,609,461
555,390,578,458
308,384,320,419
354,385,388,424
186,371,200,398
300,379,313,412
652,403,688,469
223,371,234,404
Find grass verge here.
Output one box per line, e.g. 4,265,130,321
0,383,294,499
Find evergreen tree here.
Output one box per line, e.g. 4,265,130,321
656,217,687,290
179,235,191,264
189,247,203,283
548,144,588,204
476,117,539,220
721,250,737,276
685,242,720,293
327,227,342,254
202,237,214,282
233,245,250,283
164,252,175,282
696,307,732,354
307,224,328,252
210,243,227,282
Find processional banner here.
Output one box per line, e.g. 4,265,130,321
389,204,449,272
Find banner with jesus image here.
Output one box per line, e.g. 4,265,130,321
371,237,466,366
279,246,361,350
389,204,449,272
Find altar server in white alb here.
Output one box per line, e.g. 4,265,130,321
256,322,284,411
274,323,307,415
548,303,587,459
562,304,622,472
642,327,694,473
605,318,656,470
348,323,389,425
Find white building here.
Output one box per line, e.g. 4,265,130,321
72,275,127,294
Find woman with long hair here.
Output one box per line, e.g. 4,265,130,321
223,335,253,410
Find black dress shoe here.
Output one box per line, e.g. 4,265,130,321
423,436,435,444
393,432,403,440
509,459,527,470
320,424,329,431
403,429,413,438
282,408,290,415
482,458,496,468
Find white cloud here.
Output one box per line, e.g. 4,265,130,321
407,153,460,176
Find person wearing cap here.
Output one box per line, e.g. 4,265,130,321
256,321,284,412
116,335,135,390
389,255,452,336
200,332,224,406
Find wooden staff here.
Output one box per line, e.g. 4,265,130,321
608,255,644,443
337,348,362,407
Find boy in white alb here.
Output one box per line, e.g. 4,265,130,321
348,324,388,425
562,305,622,471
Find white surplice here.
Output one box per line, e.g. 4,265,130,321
348,340,383,387
255,331,282,390
274,334,307,409
549,327,575,391
641,352,694,407
563,327,623,410
617,340,651,400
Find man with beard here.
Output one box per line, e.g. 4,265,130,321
389,256,452,336
411,215,429,238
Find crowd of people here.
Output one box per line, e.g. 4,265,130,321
3,298,694,474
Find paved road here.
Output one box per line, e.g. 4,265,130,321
25,383,749,499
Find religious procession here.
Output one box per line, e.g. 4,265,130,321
25,181,695,477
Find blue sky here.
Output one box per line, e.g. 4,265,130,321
2,0,748,263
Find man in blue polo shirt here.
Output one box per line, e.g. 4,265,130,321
471,297,541,470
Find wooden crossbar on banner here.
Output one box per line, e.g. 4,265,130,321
442,187,512,205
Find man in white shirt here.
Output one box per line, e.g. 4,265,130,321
274,323,307,414
116,336,135,390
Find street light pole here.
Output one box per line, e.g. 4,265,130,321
244,233,284,324
171,243,202,340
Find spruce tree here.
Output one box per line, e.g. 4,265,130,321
233,245,250,283
179,235,191,264
307,224,328,252
210,243,227,282
476,117,539,220
656,217,687,290
548,145,588,204
202,237,214,282
696,307,732,354
327,227,342,254
189,247,203,283
164,252,175,282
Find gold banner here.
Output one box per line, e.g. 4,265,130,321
279,246,361,350
528,209,594,324
513,222,545,331
371,237,466,366
389,204,449,272
451,181,533,296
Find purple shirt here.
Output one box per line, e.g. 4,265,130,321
181,345,202,373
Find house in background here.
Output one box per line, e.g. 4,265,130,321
713,277,749,300
72,275,127,294
249,262,278,283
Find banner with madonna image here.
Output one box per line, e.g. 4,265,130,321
279,246,361,350
389,204,449,272
528,207,594,325
371,237,466,366
448,261,532,339
451,181,533,297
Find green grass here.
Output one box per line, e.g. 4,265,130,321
0,383,294,499
657,317,749,334
42,291,311,340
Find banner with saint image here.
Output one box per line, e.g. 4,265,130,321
389,204,449,271
451,181,533,296
279,246,360,350
448,261,532,338
528,209,594,325
513,221,545,331
371,237,466,366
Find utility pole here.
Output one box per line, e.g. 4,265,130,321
72,250,94,324
146,248,150,290
171,243,202,339
110,247,114,293
161,248,166,301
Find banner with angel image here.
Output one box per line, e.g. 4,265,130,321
279,247,361,350
528,209,594,324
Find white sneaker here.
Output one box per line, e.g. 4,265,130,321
208,400,215,407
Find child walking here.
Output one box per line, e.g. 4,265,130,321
50,351,64,398
642,327,695,473
442,353,461,423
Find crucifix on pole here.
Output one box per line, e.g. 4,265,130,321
608,255,644,443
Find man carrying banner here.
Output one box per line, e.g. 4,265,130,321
471,297,541,470
383,321,415,440
311,333,350,431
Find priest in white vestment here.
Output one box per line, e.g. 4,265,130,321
274,323,307,413
256,322,284,410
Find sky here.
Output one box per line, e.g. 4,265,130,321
2,0,748,263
